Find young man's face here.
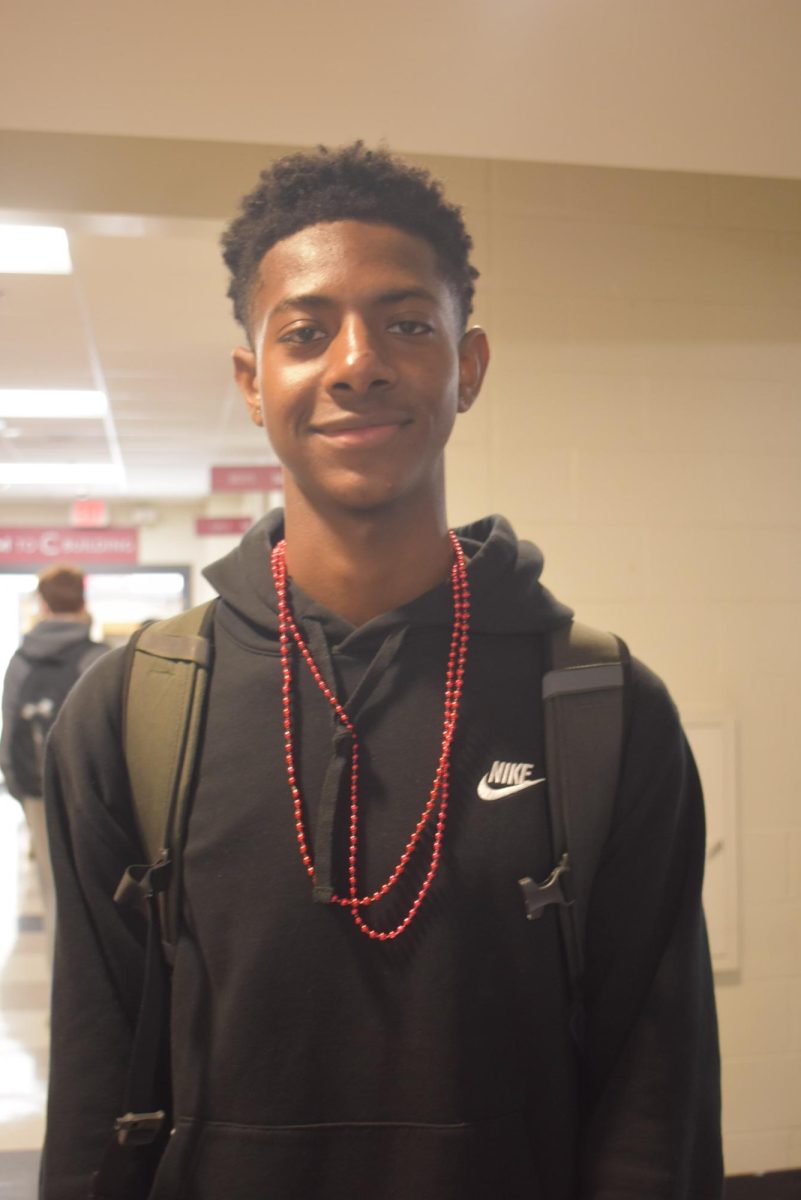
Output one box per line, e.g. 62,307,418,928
233,220,488,522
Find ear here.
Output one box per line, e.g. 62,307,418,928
456,326,490,414
232,347,263,427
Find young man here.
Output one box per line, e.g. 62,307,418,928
1,565,108,964
42,145,722,1198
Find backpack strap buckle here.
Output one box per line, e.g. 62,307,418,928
113,852,172,911
519,852,573,921
114,1109,167,1146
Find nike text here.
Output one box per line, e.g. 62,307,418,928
477,761,545,801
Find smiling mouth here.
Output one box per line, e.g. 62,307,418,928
312,420,410,448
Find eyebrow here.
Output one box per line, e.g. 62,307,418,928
268,286,439,320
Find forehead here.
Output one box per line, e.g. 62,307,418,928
253,220,452,316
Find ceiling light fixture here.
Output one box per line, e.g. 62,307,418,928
0,225,73,274
0,464,124,487
0,389,108,418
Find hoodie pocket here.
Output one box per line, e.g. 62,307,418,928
148,1111,545,1200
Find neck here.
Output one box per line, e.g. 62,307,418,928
282,502,454,626
40,609,87,623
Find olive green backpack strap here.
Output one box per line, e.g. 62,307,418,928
519,621,627,1030
116,599,216,961
93,602,217,1185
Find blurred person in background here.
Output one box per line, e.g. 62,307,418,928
0,564,108,963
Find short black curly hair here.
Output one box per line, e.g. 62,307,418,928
221,142,478,340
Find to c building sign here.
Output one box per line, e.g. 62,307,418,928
0,527,139,565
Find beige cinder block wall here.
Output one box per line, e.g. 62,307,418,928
434,154,801,1176
4,143,797,1175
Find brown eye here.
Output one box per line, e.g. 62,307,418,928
279,325,325,345
389,320,433,336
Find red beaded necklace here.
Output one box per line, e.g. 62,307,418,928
271,531,470,941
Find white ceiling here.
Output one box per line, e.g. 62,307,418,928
1,0,800,504
3,0,801,179
0,214,252,501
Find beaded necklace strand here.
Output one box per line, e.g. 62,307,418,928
271,532,470,941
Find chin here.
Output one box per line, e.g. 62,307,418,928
288,462,443,522
332,488,407,516
311,471,408,509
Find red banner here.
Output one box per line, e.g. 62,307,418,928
0,526,139,565
195,517,253,537
211,465,282,492
69,499,109,528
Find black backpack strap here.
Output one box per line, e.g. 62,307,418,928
91,601,216,1198
519,621,626,1026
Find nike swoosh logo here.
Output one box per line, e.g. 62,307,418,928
477,775,545,801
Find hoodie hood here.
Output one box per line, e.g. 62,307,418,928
19,618,96,661
203,510,572,642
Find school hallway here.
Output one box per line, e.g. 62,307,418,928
0,792,47,1199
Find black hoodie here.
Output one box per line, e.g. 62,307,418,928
41,513,722,1199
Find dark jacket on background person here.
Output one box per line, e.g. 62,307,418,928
41,512,723,1199
0,618,108,801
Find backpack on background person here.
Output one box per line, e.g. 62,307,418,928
8,639,91,799
0,566,110,974
1,564,108,804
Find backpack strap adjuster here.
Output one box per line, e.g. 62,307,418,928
519,852,573,921
114,1109,167,1147
113,852,172,911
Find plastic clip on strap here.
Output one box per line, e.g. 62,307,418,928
518,852,573,921
114,1109,167,1147
113,853,173,915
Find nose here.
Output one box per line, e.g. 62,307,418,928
324,318,397,398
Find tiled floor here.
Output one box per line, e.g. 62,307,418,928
0,793,48,1197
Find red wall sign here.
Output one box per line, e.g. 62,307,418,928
195,517,253,537
0,527,139,565
69,498,109,528
211,465,283,492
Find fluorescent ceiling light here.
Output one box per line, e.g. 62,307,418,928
0,390,108,418
0,464,124,487
0,225,72,274
88,573,187,597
